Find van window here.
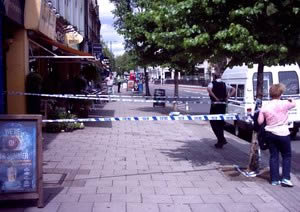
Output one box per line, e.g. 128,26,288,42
230,84,237,99
236,85,245,101
253,72,273,99
278,71,299,95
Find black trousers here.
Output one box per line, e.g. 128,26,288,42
117,82,121,92
209,104,226,144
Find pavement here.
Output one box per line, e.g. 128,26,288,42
1,87,300,212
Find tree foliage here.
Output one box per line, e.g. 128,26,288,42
111,0,300,98
115,52,137,74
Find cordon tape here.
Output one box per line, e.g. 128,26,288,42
42,114,250,123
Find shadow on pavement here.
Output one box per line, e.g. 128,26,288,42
159,138,270,183
0,187,64,210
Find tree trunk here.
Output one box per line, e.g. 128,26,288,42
144,67,151,96
247,62,264,175
173,69,179,111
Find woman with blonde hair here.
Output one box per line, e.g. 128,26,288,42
258,83,296,187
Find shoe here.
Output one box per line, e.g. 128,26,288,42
281,179,293,187
214,143,223,149
271,181,281,186
221,140,228,145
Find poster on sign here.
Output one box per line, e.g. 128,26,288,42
0,115,43,208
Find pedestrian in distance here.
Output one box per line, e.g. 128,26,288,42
117,77,122,93
258,83,296,187
105,73,114,95
207,72,236,149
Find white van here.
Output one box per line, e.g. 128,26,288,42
222,63,300,137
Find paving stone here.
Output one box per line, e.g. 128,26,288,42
171,195,203,204
126,186,155,194
68,187,97,194
182,187,212,195
200,194,234,203
23,203,60,212
127,203,159,212
252,202,289,212
158,204,192,212
79,194,110,203
166,180,194,187
111,194,141,203
57,203,93,212
139,180,168,187
93,203,125,212
211,187,241,195
154,187,183,195
113,180,140,186
189,203,224,212
221,203,257,212
49,193,80,203
192,181,221,189
97,186,126,194
142,194,173,203
229,194,264,204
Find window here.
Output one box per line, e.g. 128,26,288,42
253,72,273,99
236,85,245,101
279,71,299,95
229,84,237,100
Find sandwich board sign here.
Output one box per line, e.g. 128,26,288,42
0,115,43,207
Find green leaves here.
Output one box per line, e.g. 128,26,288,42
111,0,300,69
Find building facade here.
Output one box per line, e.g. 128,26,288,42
1,0,102,115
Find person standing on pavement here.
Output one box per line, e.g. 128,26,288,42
258,83,296,187
117,77,122,93
207,72,235,149
105,73,114,95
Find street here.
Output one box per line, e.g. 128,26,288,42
149,83,300,176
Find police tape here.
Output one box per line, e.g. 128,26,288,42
67,93,211,100
42,113,248,123
7,91,230,104
7,91,210,100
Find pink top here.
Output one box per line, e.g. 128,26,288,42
259,99,296,136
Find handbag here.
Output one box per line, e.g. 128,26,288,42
253,111,269,150
257,122,269,150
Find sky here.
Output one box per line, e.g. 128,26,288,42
98,0,125,56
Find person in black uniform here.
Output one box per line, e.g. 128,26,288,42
207,72,236,148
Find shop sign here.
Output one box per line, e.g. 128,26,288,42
92,43,104,60
0,115,43,208
3,0,25,26
64,31,84,46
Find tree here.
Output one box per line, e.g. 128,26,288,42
139,0,300,173
115,52,137,74
111,0,202,100
112,0,300,173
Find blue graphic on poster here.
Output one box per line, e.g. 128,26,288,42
0,121,37,193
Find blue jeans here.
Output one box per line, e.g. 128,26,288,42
266,131,292,181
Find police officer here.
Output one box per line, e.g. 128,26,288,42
207,72,236,148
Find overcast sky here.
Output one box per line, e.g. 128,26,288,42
98,0,125,56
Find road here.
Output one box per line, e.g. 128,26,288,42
149,83,210,114
148,82,300,149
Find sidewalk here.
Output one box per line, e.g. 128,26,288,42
2,89,300,212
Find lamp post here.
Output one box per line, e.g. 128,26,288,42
106,41,118,54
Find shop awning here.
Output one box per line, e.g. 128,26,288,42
29,37,95,60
